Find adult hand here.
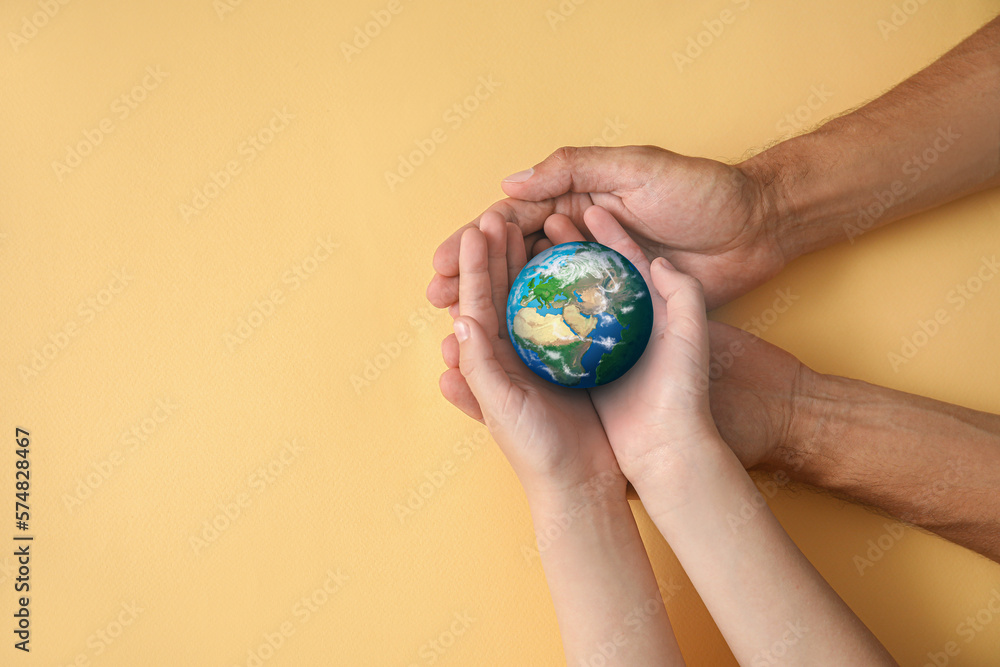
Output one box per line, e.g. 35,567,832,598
440,213,625,500
427,145,785,311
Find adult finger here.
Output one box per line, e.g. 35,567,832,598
531,237,553,256
432,198,559,278
543,213,586,244
442,333,459,368
506,223,527,288
500,145,665,202
427,272,459,309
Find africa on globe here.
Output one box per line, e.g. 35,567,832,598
506,241,654,388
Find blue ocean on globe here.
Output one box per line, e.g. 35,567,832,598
505,241,654,388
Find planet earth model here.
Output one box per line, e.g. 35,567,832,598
506,241,654,388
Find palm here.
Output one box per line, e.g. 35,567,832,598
485,342,620,482
581,216,716,472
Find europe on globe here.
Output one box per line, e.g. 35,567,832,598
506,241,654,388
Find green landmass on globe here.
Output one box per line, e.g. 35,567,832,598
506,242,654,388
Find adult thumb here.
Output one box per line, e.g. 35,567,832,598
501,145,663,201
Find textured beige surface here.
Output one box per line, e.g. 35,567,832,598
2,1,999,664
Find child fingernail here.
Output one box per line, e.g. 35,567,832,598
454,320,470,342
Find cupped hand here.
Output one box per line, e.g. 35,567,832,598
427,145,785,312
568,205,721,484
544,206,813,479
438,213,626,500
543,206,806,483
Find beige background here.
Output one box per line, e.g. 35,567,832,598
2,0,1000,664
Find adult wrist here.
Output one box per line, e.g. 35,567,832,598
737,143,800,265
765,366,847,485
738,127,852,266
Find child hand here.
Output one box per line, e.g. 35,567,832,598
441,213,626,501
539,205,723,485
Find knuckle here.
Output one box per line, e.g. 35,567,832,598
682,274,704,295
551,145,579,165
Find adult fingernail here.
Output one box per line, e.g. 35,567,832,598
454,319,470,342
503,168,533,183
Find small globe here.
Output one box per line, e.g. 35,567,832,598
506,241,653,388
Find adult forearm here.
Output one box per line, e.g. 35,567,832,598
632,439,893,665
780,370,1000,561
742,15,1000,260
526,479,684,666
